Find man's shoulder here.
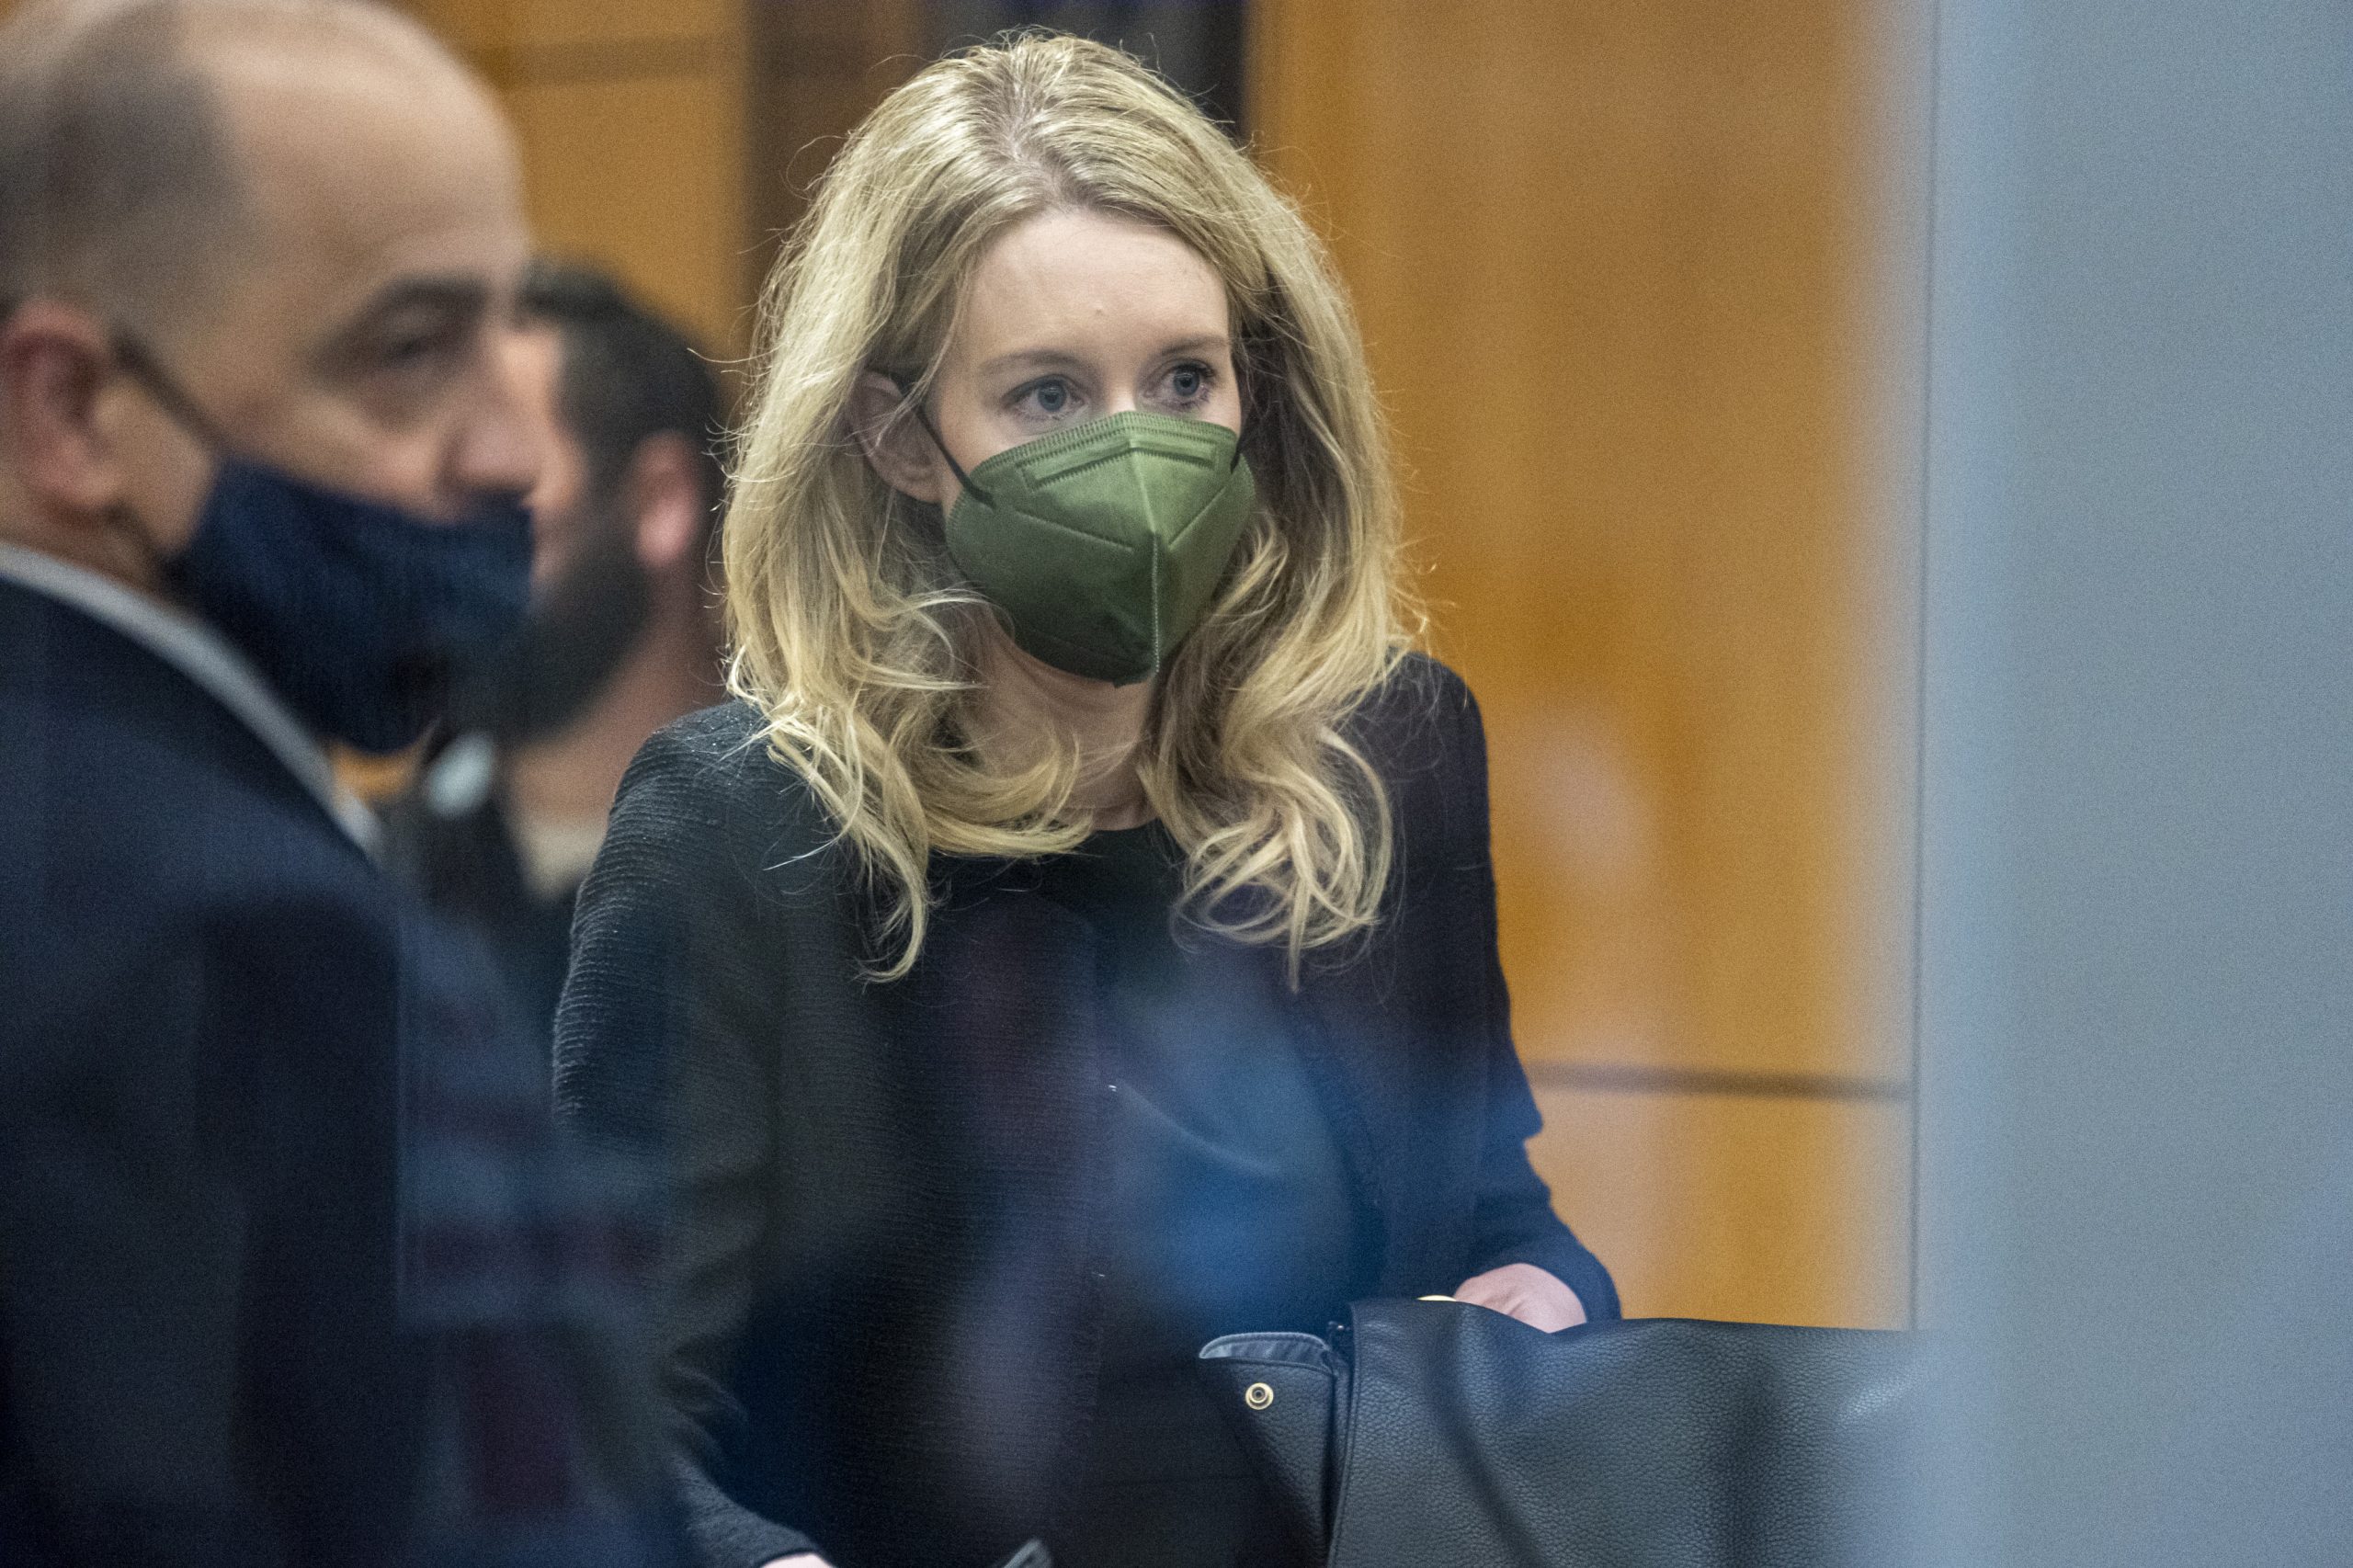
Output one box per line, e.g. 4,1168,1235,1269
13,712,367,874
1,590,389,960
2,573,366,849
1,690,401,1036
5,727,390,928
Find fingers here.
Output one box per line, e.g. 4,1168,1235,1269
1451,1263,1589,1333
1451,1273,1513,1311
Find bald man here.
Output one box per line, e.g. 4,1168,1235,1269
0,3,675,1561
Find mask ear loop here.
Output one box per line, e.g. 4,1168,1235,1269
109,331,234,453
93,333,234,584
885,374,994,508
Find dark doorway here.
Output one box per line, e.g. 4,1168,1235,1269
920,1,1249,134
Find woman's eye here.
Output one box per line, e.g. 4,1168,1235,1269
1015,378,1074,418
1163,362,1214,406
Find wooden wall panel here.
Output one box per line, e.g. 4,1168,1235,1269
505,70,747,350
397,0,752,355
1254,0,1889,1083
1255,0,1906,1325
406,0,733,50
744,1,924,298
1529,1082,1907,1326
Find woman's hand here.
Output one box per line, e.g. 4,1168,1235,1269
1452,1263,1588,1332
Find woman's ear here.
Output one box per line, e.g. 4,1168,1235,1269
847,370,948,505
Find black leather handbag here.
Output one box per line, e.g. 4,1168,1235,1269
1198,1300,1917,1568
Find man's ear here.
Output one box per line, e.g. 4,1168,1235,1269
847,369,948,505
623,430,710,574
0,300,130,516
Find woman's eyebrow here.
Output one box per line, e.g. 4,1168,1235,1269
1154,334,1231,357
977,347,1091,377
976,335,1233,379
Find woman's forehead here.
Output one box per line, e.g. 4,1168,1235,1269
950,210,1229,367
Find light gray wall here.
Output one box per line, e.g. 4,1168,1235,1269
1914,1,2351,1562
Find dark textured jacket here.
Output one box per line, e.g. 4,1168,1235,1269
554,653,1618,1568
0,578,676,1565
383,781,582,1062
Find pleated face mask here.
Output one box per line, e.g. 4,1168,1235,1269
922,409,1256,685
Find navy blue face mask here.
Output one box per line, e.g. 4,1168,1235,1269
114,336,533,754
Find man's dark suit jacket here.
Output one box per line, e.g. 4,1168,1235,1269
555,653,1618,1568
383,782,583,1063
0,575,673,1564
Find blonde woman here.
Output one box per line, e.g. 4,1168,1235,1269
557,33,1616,1568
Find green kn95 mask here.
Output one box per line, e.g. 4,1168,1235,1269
916,408,1257,686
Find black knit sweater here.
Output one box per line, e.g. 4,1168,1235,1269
553,653,1618,1568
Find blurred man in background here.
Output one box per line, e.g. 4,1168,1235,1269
391,262,727,1047
0,2,672,1560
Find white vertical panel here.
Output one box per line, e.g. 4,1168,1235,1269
1915,0,2353,1561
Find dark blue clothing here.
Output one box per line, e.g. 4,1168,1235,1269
383,785,580,1062
0,577,674,1565
1043,824,1359,1568
555,654,1619,1568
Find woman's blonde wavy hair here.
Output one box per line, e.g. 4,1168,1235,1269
724,31,1417,982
